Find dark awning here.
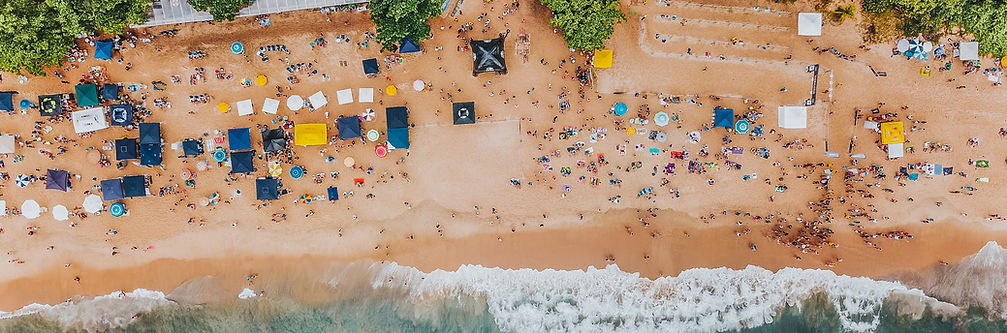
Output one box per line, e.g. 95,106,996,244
122,175,147,198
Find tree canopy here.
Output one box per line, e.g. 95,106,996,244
539,0,626,51
75,0,152,34
367,0,442,52
862,0,1007,56
0,0,82,75
187,0,252,22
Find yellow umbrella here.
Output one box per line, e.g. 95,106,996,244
217,102,230,113
1001,56,1007,66
627,128,636,135
256,75,267,86
385,85,397,96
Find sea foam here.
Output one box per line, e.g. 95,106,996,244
0,289,171,332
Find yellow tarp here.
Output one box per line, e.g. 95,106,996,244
593,49,613,68
880,121,905,144
294,123,328,145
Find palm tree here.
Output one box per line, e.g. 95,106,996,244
831,4,857,24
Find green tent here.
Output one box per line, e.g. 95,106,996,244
75,84,99,107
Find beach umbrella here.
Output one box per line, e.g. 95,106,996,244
361,108,375,121
922,41,933,52
627,128,636,135
82,194,102,213
344,157,355,168
366,129,380,142
289,165,304,179
256,75,267,86
52,205,69,221
908,39,923,54
375,144,388,158
896,39,910,52
688,131,702,143
180,168,193,180
385,85,397,96
20,200,41,219
654,112,670,127
196,160,208,171
614,102,628,116
19,99,31,109
231,41,244,54
655,132,667,143
412,80,425,91
212,149,227,162
217,102,229,113
199,197,210,206
109,202,126,217
210,192,220,205
735,119,751,134
14,174,29,187
268,162,282,177
287,95,304,111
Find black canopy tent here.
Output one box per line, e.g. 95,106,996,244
471,36,507,76
261,128,286,153
452,102,475,125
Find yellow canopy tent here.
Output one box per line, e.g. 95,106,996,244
880,121,905,144
294,123,328,145
593,49,613,68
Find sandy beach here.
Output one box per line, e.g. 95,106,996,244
2,0,1007,325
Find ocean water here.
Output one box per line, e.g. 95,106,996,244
3,242,1007,333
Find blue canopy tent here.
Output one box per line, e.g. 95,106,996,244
139,123,161,145
94,40,114,60
228,128,252,151
100,179,124,201
327,187,339,201
45,169,69,191
230,150,256,173
386,106,408,129
182,139,204,156
362,58,379,74
122,175,147,198
102,84,119,100
0,92,13,112
115,138,138,160
109,104,133,126
388,128,410,149
400,38,420,53
337,117,361,140
140,144,162,166
714,108,734,129
256,178,279,200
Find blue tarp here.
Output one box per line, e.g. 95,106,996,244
110,104,132,126
327,187,339,201
115,138,138,160
100,179,124,201
95,40,114,60
0,92,13,112
256,178,279,200
362,58,379,74
337,117,361,140
122,175,147,198
230,150,256,173
140,144,162,166
400,38,420,53
228,128,252,151
102,84,119,100
714,108,734,128
388,127,410,149
386,106,408,129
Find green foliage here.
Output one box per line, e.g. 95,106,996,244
0,0,82,75
76,0,151,33
188,0,251,22
861,0,1007,56
540,0,626,50
859,10,902,44
367,0,442,52
830,4,856,24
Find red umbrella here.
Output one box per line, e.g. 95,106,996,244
375,144,388,158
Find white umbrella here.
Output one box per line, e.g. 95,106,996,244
286,95,304,111
896,39,910,52
15,174,30,187
82,194,102,213
21,200,41,219
52,205,69,221
922,41,933,52
654,112,670,127
412,80,425,91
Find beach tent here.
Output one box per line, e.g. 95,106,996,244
0,92,13,112
960,42,980,61
327,186,339,201
182,139,204,156
714,108,734,128
229,150,256,173
100,179,124,201
236,99,254,116
888,143,904,159
261,128,287,152
359,88,374,103
115,138,138,160
593,49,613,68
362,58,379,74
337,117,361,140
386,106,409,129
797,13,822,36
777,106,808,129
72,107,109,134
39,94,63,116
109,104,132,126
139,123,161,145
453,102,475,125
94,40,114,60
880,121,905,144
45,169,69,191
75,84,100,107
388,127,410,149
228,128,252,151
0,135,14,153
400,38,420,53
122,175,147,198
309,91,328,109
472,37,507,75
140,143,162,166
256,178,279,200
294,123,327,145
337,88,353,105
102,84,119,100
262,98,279,115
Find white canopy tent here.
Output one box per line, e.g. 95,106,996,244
236,99,254,116
0,134,14,153
359,88,374,103
778,106,808,129
309,91,328,109
262,98,279,114
888,143,904,159
336,89,353,105
960,41,980,61
797,13,822,36
72,107,109,134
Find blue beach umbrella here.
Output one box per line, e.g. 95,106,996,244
290,165,304,179
212,149,227,162
109,202,126,217
614,102,628,116
735,119,751,134
231,41,244,54
19,99,32,109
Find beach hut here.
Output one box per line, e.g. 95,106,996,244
472,36,508,75
236,99,254,116
386,106,409,129
453,102,475,125
122,175,148,198
75,84,100,107
229,150,256,173
261,128,287,152
337,88,353,105
960,42,980,61
400,38,420,53
262,98,279,115
593,49,613,68
45,169,69,191
115,138,138,160
777,106,808,129
109,104,133,126
388,128,410,149
0,92,13,112
94,40,114,60
714,108,734,129
327,187,339,201
72,107,109,134
182,139,204,157
797,13,822,36
359,88,374,103
293,123,327,145
100,178,124,201
0,135,14,154
362,58,380,74
880,121,905,144
337,117,361,140
38,94,63,116
256,178,279,200
102,84,119,100
308,91,328,109
228,128,252,151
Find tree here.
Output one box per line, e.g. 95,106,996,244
75,0,151,33
0,0,82,75
830,4,857,24
188,0,252,22
540,0,626,51
367,0,442,52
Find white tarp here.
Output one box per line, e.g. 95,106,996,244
72,107,109,134
960,41,979,61
337,88,353,105
797,13,822,36
359,88,374,103
778,106,808,129
309,91,328,109
888,143,904,159
0,134,14,153
262,98,279,114
236,99,254,116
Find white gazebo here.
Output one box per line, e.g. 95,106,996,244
336,89,353,105
960,41,979,61
72,107,109,134
262,98,279,114
309,91,328,109
797,13,822,36
359,88,374,103
236,99,254,116
778,106,808,129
